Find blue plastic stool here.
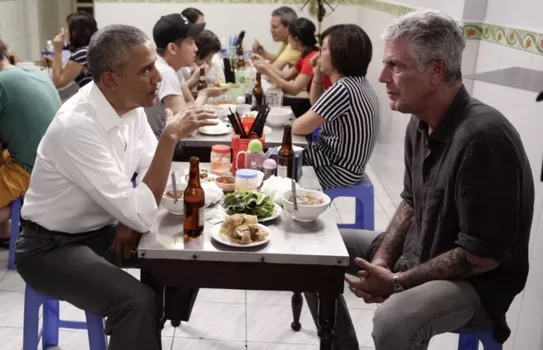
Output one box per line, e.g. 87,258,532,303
8,196,23,270
309,127,321,145
454,328,502,350
23,285,107,350
324,173,374,230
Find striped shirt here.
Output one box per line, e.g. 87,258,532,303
69,46,92,87
304,76,379,188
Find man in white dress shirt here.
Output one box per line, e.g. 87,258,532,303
15,24,218,350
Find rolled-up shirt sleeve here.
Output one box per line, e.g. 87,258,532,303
400,118,416,207
55,122,158,233
454,138,521,262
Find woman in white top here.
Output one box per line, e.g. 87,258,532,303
292,24,379,188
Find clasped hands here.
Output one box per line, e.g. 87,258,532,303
345,258,395,303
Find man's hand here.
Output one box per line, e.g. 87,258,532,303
198,86,230,99
53,28,66,52
111,223,142,266
345,258,394,304
252,39,263,54
164,106,218,141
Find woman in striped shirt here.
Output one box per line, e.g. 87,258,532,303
292,24,379,188
49,12,97,89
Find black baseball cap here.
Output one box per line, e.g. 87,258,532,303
537,91,543,102
153,13,206,49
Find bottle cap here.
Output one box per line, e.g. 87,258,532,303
263,158,277,169
236,169,258,179
211,145,230,154
247,139,263,152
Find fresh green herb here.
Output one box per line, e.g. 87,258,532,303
222,190,275,218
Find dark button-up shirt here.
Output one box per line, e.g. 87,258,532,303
394,86,534,343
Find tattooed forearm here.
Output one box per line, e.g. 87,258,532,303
399,247,500,289
372,201,413,268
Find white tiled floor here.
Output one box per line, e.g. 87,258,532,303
0,166,461,350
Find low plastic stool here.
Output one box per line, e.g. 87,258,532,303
23,285,107,350
324,173,374,230
8,196,23,270
454,328,502,350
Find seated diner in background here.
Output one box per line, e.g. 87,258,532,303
252,17,331,117
15,24,219,350
0,39,61,249
47,12,98,89
252,6,300,70
305,10,535,350
145,14,227,138
292,24,379,189
180,30,225,95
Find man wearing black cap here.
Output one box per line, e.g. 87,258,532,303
146,13,227,138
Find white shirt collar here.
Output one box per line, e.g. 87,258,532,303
86,82,123,132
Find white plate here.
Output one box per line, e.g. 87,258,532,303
199,124,232,135
211,223,271,248
262,126,272,136
221,203,282,222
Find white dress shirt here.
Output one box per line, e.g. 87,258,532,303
22,82,159,234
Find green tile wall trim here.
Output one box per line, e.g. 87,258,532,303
92,0,543,56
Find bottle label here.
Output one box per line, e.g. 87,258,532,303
199,206,205,227
277,164,288,178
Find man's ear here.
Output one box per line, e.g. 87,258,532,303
100,71,119,93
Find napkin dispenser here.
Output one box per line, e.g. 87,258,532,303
267,146,304,181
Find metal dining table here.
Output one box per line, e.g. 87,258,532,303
138,163,348,350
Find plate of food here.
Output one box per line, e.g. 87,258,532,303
212,214,271,247
222,190,282,222
199,121,232,136
183,168,217,183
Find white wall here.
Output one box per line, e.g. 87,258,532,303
95,2,362,57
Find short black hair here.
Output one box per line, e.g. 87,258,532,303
321,24,373,77
156,38,183,57
67,12,98,49
271,6,297,27
182,7,204,24
195,30,221,60
88,24,150,83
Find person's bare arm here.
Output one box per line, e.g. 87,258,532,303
264,64,296,80
162,95,187,115
371,201,414,269
263,67,309,96
309,72,325,105
51,56,83,88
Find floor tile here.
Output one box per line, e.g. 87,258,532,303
246,290,293,306
427,332,459,350
247,342,315,349
0,270,25,292
196,289,246,304
0,326,23,350
0,291,25,328
0,248,8,262
173,302,246,341
246,304,318,344
171,338,246,349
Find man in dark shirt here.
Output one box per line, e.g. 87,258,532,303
305,9,535,350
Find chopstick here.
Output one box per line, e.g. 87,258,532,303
228,107,246,138
226,109,242,135
255,105,270,137
171,171,178,204
291,168,298,211
248,103,264,136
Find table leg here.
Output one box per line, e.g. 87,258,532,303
317,292,338,350
291,292,303,331
141,270,165,350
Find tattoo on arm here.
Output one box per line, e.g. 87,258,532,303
372,201,413,268
399,247,499,289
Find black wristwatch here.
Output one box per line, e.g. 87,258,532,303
393,272,404,293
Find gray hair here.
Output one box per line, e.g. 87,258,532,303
88,24,150,83
382,9,466,83
271,6,297,27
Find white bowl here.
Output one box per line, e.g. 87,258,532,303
161,183,188,215
267,107,292,127
281,188,330,222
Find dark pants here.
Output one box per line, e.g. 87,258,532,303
283,97,311,118
15,224,196,350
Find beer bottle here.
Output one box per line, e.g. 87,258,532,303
277,124,295,179
184,157,205,238
252,72,264,110
236,44,245,69
195,66,208,92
